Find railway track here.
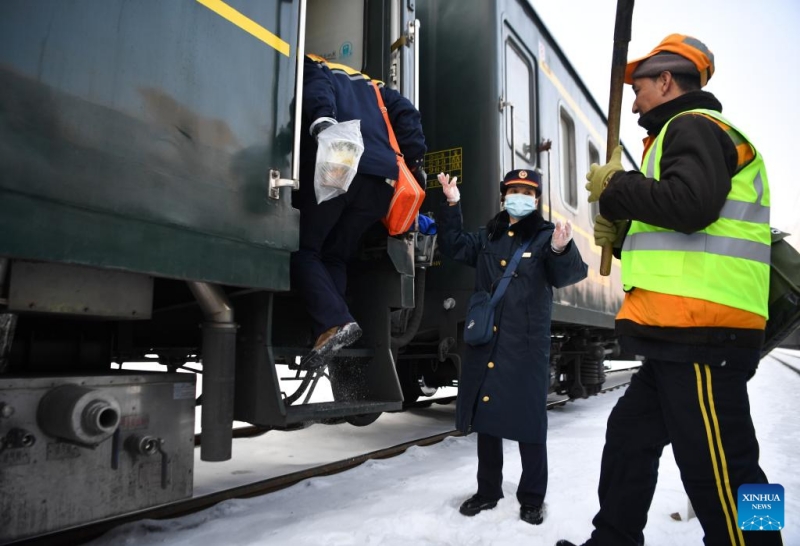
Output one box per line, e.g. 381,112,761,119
11,370,637,546
196,395,461,447
768,348,800,375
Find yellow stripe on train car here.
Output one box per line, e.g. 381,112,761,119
539,58,605,148
196,0,290,57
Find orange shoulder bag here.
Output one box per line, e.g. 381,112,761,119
370,82,425,235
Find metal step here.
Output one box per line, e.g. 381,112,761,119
272,346,376,360
284,400,401,424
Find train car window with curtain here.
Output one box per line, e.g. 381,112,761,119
559,107,577,208
504,41,533,163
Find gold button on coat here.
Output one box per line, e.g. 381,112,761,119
482,395,490,402
500,259,507,267
487,362,495,369
493,325,497,332
508,231,515,237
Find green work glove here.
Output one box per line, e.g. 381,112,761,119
594,214,628,248
585,144,623,203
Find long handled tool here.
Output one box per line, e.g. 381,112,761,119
599,0,634,276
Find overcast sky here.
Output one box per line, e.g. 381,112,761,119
528,0,800,245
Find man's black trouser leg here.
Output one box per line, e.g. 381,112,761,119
291,175,393,338
291,191,351,338
590,361,666,546
669,362,782,546
590,359,783,546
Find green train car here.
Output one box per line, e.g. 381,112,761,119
0,0,634,540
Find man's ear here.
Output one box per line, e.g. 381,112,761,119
659,71,674,94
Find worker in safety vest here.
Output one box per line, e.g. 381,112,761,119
558,35,783,546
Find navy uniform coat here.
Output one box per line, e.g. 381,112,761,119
301,55,426,182
438,203,588,444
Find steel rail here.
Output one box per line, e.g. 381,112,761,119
195,366,639,445
766,351,800,375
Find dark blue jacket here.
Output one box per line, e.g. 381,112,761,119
439,203,588,444
301,55,426,182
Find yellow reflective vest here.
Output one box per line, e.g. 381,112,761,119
621,109,770,318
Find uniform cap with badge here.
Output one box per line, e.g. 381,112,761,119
499,169,542,197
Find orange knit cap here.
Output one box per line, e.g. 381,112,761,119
625,34,715,87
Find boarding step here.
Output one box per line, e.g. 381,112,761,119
283,400,401,425
272,346,376,363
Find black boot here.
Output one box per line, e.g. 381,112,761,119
520,503,544,525
555,541,579,546
458,493,498,516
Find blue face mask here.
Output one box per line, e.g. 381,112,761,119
504,193,537,219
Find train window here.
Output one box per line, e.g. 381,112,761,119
559,107,578,208
504,42,533,162
305,0,365,70
588,141,601,221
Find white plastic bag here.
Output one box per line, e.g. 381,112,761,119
314,120,364,204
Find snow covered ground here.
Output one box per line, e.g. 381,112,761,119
93,350,798,546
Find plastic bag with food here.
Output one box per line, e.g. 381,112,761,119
314,120,364,204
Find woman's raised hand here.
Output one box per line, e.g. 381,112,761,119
438,172,460,203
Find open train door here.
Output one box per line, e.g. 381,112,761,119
305,0,418,98
289,0,428,424
341,0,444,407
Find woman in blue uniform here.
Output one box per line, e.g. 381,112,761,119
437,170,587,525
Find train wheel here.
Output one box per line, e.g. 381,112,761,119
328,356,383,427
345,413,381,427
569,383,587,399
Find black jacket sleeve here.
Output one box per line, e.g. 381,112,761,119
599,114,738,234
437,202,482,268
544,240,588,288
302,56,336,124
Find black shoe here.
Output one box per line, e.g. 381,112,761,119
300,322,362,370
520,503,544,525
458,493,498,516
555,541,579,546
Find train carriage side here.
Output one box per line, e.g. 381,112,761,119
0,0,646,541
0,1,301,289
0,0,435,541
0,1,306,541
410,0,633,401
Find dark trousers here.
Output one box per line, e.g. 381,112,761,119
590,358,783,546
476,433,547,506
291,173,393,338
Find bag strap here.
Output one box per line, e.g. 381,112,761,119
489,238,535,307
370,82,402,156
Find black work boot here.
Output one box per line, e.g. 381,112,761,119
458,493,498,516
520,503,544,525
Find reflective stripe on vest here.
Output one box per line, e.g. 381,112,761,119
622,109,771,317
